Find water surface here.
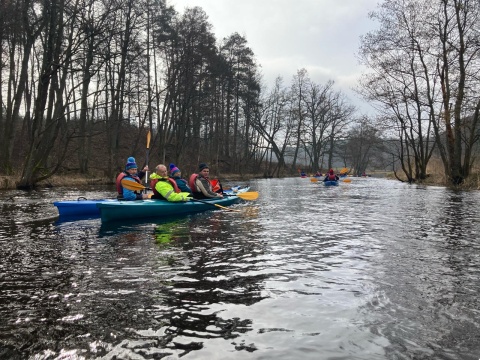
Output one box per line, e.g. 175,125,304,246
0,178,479,359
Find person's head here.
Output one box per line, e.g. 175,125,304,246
329,169,334,175
155,164,168,177
169,163,181,177
198,163,209,177
125,157,138,174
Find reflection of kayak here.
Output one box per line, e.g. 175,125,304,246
324,180,339,186
54,186,249,219
97,196,241,223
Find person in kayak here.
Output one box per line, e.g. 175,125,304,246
189,163,224,199
169,163,192,193
116,157,149,200
149,164,192,202
324,169,339,182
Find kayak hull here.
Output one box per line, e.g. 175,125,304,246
324,180,339,186
54,199,115,217
97,196,241,223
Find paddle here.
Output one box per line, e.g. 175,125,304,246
190,198,241,212
310,177,318,183
145,130,151,184
122,178,258,201
121,179,150,191
224,191,259,200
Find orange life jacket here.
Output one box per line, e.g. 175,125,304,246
116,172,141,195
210,178,222,193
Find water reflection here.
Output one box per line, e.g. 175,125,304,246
0,179,480,359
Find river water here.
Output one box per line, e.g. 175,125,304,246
0,177,479,360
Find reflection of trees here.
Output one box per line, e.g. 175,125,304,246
147,213,266,354
358,190,480,359
1,197,266,357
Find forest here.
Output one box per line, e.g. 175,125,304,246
1,0,479,189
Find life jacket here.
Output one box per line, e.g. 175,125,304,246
210,178,222,193
150,177,180,199
189,173,199,192
328,173,337,181
116,172,142,195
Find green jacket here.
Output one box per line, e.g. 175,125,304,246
149,173,191,202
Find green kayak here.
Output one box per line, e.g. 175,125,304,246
96,196,241,223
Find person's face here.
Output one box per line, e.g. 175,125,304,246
157,166,168,177
200,168,209,177
127,167,137,174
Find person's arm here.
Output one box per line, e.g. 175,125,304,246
177,180,192,193
122,179,147,200
156,181,190,202
196,178,221,198
122,181,139,200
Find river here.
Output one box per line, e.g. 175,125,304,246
0,177,479,359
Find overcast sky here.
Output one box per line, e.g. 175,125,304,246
170,0,380,114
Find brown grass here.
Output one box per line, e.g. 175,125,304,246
0,175,113,190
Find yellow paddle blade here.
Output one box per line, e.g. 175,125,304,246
236,191,259,200
340,167,349,174
146,130,151,149
343,178,352,183
121,179,147,191
310,177,318,182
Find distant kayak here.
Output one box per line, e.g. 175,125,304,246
323,180,339,186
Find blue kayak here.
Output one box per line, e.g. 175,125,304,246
324,180,339,186
97,196,241,223
54,198,115,217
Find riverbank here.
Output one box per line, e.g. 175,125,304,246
2,171,480,191
0,173,260,190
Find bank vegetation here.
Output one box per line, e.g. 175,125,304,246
0,0,479,190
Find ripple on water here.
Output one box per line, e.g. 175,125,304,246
0,179,480,359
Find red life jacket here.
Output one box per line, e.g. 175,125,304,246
189,173,199,191
116,172,142,195
328,173,337,181
150,177,180,199
210,178,222,193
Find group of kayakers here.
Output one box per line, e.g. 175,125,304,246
304,169,340,182
115,157,224,202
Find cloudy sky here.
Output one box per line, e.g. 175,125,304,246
170,0,380,114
